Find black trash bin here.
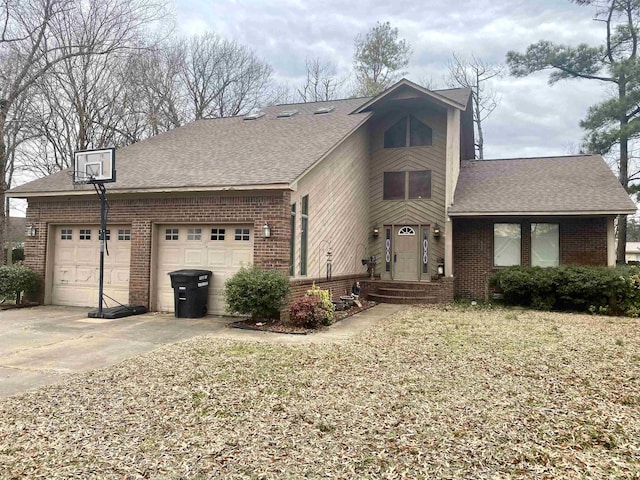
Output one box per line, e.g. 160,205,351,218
169,269,212,318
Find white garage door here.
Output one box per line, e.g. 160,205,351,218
52,225,131,307
156,225,254,315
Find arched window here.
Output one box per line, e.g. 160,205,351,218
398,226,416,236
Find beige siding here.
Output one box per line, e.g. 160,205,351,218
368,109,447,279
291,124,371,280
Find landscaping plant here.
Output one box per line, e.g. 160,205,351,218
0,265,39,304
288,285,336,328
224,266,290,319
491,265,640,316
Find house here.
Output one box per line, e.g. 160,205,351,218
7,79,636,312
626,242,640,263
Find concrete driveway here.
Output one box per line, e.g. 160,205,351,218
0,306,231,397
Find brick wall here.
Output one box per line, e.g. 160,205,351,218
453,217,609,300
289,274,370,302
25,190,291,307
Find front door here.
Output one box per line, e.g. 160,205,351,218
394,225,418,281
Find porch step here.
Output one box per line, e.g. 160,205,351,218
368,293,439,304
377,287,432,298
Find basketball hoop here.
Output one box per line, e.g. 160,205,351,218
71,171,95,190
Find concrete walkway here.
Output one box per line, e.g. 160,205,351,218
0,303,407,397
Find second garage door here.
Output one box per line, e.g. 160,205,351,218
155,224,254,315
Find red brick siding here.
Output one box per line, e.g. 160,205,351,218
453,217,609,300
25,191,291,307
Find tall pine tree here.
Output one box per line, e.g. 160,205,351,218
507,0,640,263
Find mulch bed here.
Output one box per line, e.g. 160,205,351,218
230,300,377,334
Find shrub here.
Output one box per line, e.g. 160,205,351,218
490,265,640,316
289,296,327,328
0,265,39,304
12,247,24,263
225,266,290,319
305,284,335,325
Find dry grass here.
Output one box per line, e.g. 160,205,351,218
0,306,639,479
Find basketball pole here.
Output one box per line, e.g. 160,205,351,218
96,182,107,318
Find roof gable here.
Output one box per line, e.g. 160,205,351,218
352,78,470,114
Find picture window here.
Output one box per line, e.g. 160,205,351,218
494,223,521,267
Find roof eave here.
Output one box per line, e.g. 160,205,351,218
351,78,467,114
448,209,636,217
7,183,293,198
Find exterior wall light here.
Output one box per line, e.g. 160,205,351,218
372,225,380,238
25,224,37,237
437,259,445,276
433,223,441,238
262,223,271,238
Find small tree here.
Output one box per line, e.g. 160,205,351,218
224,266,290,319
353,21,412,96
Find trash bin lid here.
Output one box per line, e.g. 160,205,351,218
168,269,212,277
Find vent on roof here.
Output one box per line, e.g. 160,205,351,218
277,109,298,118
314,106,335,114
244,112,265,120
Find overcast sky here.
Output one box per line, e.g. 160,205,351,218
174,0,610,160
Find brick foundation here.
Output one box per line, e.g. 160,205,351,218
453,216,609,300
25,191,291,307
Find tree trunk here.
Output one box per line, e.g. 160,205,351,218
617,79,629,264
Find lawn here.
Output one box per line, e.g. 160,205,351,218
0,306,638,479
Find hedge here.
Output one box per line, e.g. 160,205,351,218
490,265,640,316
225,266,290,319
0,265,39,304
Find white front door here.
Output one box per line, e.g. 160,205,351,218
394,225,418,281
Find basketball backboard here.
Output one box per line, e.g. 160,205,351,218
74,148,116,183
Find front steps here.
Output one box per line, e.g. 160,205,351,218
364,280,451,304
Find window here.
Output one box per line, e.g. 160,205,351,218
118,229,131,241
383,172,405,200
79,229,91,240
408,170,431,199
100,229,110,241
187,228,202,241
494,224,521,267
61,229,72,240
384,171,431,201
301,195,308,275
290,203,296,276
210,228,225,240
531,223,559,267
398,226,416,236
235,228,250,241
165,228,179,240
384,116,432,149
384,118,407,148
410,115,432,147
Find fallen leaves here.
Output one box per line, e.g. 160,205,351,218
0,306,638,478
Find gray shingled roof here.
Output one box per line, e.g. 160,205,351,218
449,155,637,216
9,97,371,195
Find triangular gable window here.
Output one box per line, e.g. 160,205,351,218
384,118,407,149
384,116,433,149
410,115,432,147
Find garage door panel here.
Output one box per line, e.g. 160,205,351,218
156,225,253,314
52,225,131,308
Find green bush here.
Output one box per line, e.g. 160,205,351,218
305,284,335,325
224,266,290,319
490,265,640,316
0,265,39,304
289,296,327,328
